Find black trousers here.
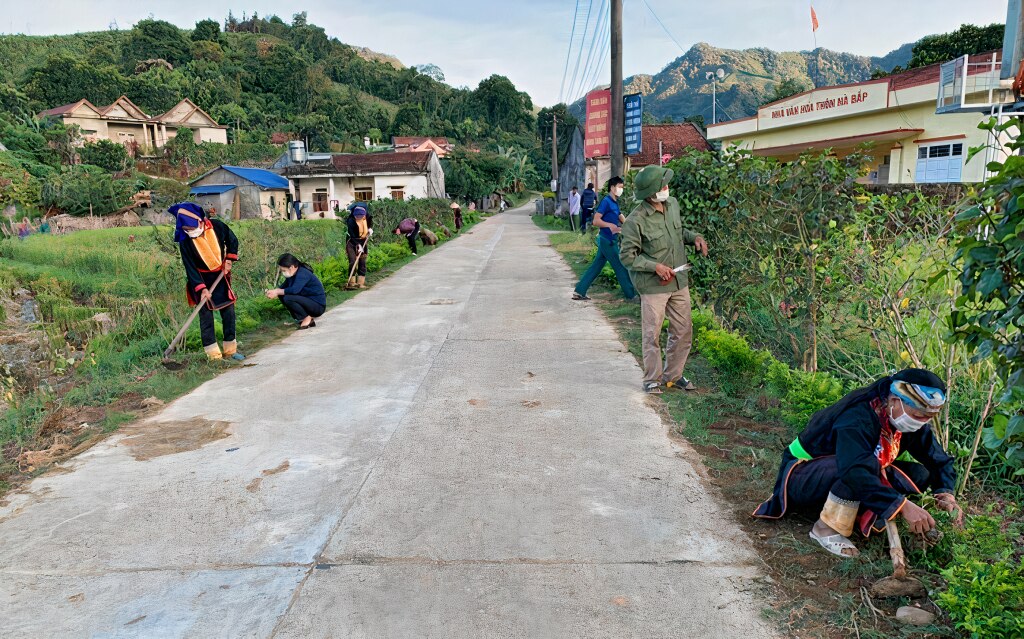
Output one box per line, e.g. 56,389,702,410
580,206,594,232
198,304,236,347
346,239,368,276
404,222,421,253
281,295,325,321
786,456,931,512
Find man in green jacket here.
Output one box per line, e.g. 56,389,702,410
620,165,708,394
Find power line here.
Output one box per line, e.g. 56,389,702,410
566,0,596,106
580,8,611,100
640,0,686,54
558,0,583,104
571,0,610,102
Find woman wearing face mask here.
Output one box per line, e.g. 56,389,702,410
753,368,959,558
170,202,243,361
265,253,327,330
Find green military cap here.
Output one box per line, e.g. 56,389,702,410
633,165,675,201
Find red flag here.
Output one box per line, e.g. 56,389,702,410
810,5,820,32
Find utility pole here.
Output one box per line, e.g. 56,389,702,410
610,0,624,178
551,115,558,192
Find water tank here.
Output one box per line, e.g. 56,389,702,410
288,140,307,164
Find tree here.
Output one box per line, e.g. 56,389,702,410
392,103,426,136
123,19,192,68
659,115,675,124
950,118,1024,469
191,19,221,43
765,77,808,105
684,114,706,130
292,11,308,28
40,165,135,215
44,123,82,166
471,75,533,133
909,23,1004,69
25,55,125,108
79,139,134,172
415,64,445,83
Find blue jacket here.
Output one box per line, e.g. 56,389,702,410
581,188,597,208
282,266,327,306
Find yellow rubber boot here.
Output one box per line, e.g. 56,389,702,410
204,343,223,360
357,276,366,289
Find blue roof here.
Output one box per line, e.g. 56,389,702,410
221,165,289,189
190,184,237,195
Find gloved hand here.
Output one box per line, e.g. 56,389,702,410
368,228,374,237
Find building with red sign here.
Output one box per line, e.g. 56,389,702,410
707,52,1008,184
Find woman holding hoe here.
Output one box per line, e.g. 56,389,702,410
170,201,244,361
345,204,372,289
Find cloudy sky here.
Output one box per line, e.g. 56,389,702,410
3,1,1009,106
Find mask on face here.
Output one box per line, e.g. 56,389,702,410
185,226,204,239
654,189,670,202
889,398,930,433
612,186,624,197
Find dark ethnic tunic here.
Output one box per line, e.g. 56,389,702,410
178,218,239,310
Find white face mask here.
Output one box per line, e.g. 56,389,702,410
889,399,930,433
654,189,670,202
612,186,624,197
185,226,204,239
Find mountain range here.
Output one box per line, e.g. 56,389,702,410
570,41,916,125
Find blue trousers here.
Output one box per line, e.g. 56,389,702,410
574,236,636,299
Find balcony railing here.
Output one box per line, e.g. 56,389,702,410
937,54,1015,113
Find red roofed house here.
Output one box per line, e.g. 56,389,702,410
391,136,454,157
38,96,227,152
280,151,446,218
707,52,1009,184
630,123,712,167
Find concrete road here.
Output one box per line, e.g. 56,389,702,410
0,206,777,638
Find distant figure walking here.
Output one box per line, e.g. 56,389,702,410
572,177,636,303
450,202,463,233
568,186,581,230
580,182,597,233
394,217,421,255
266,253,326,330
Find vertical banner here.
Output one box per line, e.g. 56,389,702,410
624,93,643,155
584,89,611,158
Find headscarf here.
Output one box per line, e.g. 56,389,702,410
891,379,947,414
169,202,208,242
352,205,367,218
805,368,946,433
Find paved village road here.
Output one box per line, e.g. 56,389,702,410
0,205,778,638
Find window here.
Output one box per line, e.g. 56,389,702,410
312,190,328,212
354,187,373,201
915,142,963,183
389,187,405,201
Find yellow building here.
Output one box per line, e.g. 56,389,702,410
707,53,1007,184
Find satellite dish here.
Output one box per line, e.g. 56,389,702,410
716,68,726,80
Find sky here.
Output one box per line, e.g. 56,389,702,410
2,1,1010,107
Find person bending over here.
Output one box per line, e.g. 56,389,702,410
753,368,959,557
266,253,327,330
393,217,421,255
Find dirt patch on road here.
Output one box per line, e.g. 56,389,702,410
246,460,291,492
121,417,231,461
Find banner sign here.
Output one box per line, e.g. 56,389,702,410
624,93,643,155
584,89,611,158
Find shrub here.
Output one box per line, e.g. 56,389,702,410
79,139,134,173
365,241,411,272
40,165,134,215
939,559,1024,638
691,307,717,336
783,369,845,430
699,328,771,378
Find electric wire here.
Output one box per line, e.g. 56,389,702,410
569,0,608,103
572,0,610,102
566,0,597,106
557,0,583,104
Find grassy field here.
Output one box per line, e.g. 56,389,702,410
539,220,1023,639
0,205,476,493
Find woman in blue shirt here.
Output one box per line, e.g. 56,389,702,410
266,253,327,330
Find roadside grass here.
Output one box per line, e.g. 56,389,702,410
539,215,962,639
0,206,479,494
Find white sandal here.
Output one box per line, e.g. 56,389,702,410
809,530,858,558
